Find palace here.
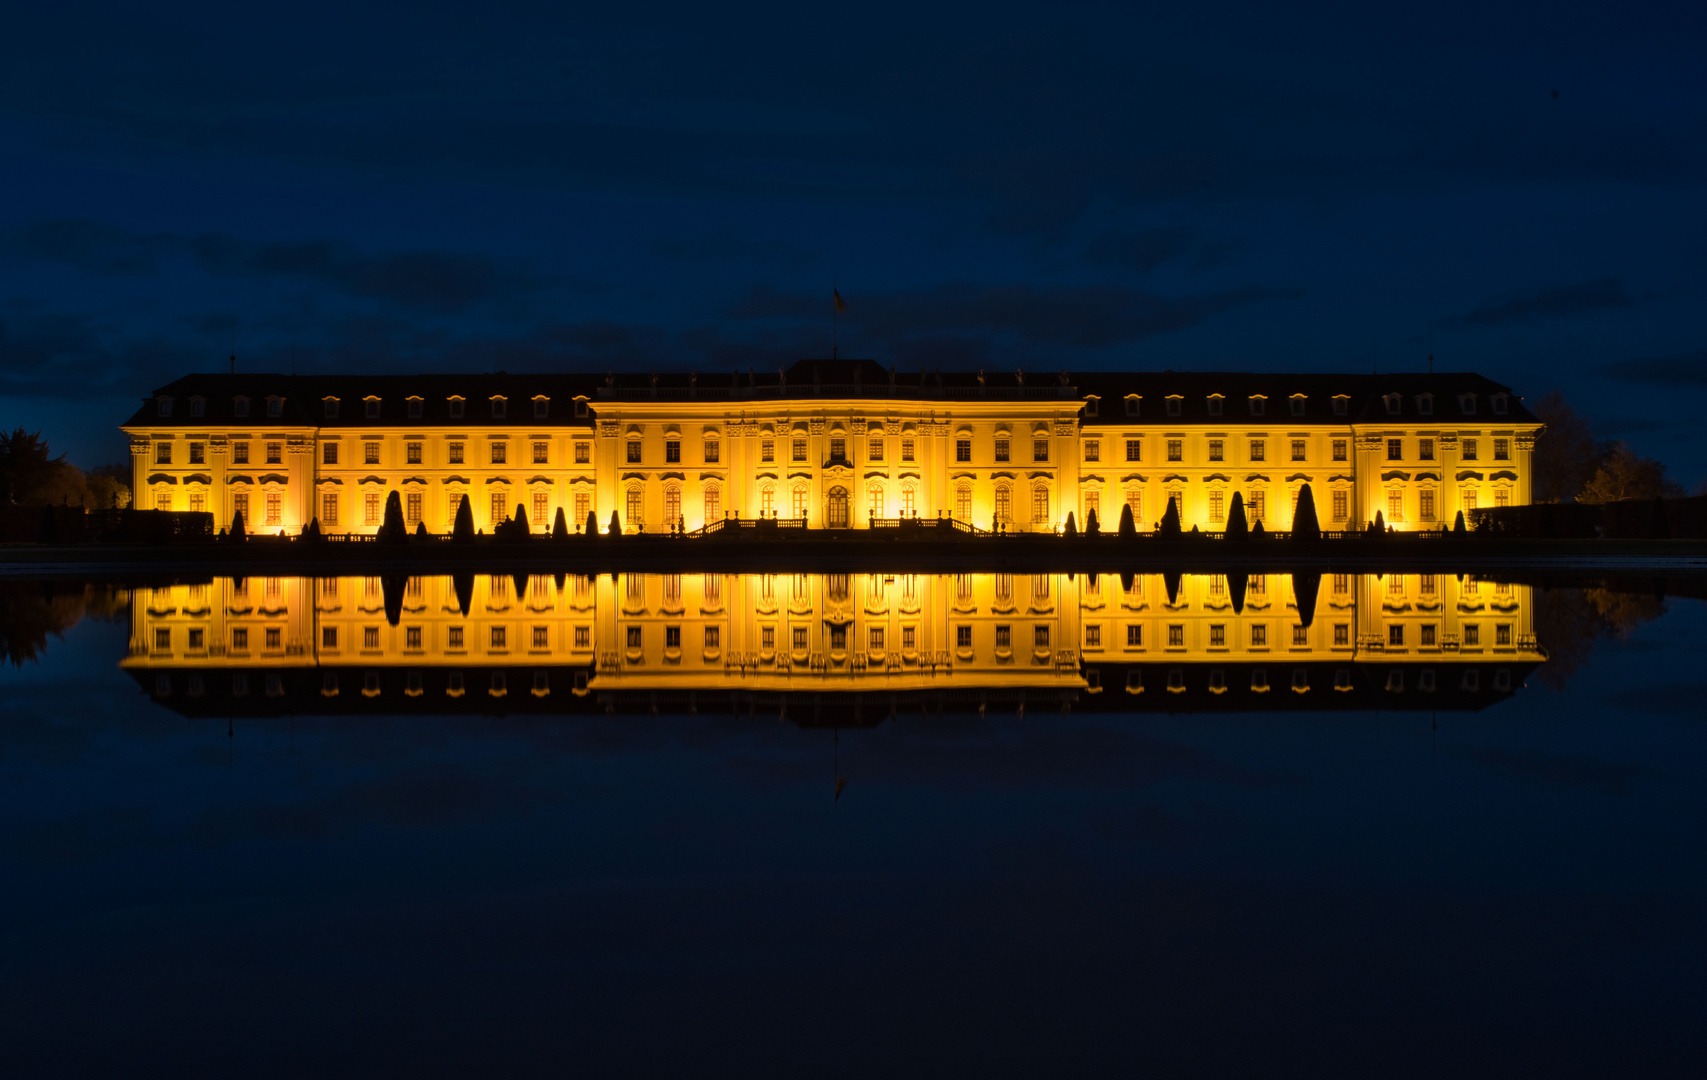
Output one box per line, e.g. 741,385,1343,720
125,572,1543,711
123,360,1542,535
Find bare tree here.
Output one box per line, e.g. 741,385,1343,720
1578,442,1677,504
1530,390,1599,503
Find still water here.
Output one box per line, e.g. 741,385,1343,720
2,572,1703,1077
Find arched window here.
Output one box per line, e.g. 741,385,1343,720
625,486,644,527
1032,485,1050,526
791,485,810,519
825,486,849,528
867,484,884,518
955,484,972,521
994,484,1012,524
901,485,916,516
760,485,776,516
703,483,721,524
663,484,682,526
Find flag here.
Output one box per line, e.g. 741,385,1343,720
833,287,848,313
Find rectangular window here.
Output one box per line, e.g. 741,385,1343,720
956,486,972,520
1387,439,1403,461
626,441,642,464
705,440,721,463
533,442,548,464
153,627,170,650
901,626,915,650
704,486,721,523
1126,624,1142,647
792,439,808,462
448,442,464,464
627,488,644,524
829,625,846,651
1249,439,1265,462
364,442,379,465
1033,439,1049,462
533,626,549,649
1333,624,1349,646
956,438,971,462
1084,440,1100,462
1495,490,1510,508
1387,490,1404,522
793,626,808,650
761,439,775,462
232,492,250,524
407,442,422,464
1033,625,1049,649
1332,439,1347,462
994,624,1011,650
447,626,463,649
228,441,248,465
1208,439,1224,462
574,492,590,525
1125,439,1141,462
1494,439,1510,461
1465,624,1480,646
491,492,507,524
231,627,248,651
322,627,338,649
867,438,882,462
1463,439,1479,461
364,492,380,526
949,625,969,649
1167,439,1183,462
407,626,422,649
1291,440,1306,462
1126,490,1141,523
364,626,380,649
706,626,721,649
1420,624,1436,646
406,493,422,525
1419,438,1435,461
1332,490,1348,521
990,437,1010,463
1292,624,1308,646
188,493,205,513
491,442,507,465
187,442,205,465
1168,624,1184,647
1248,490,1265,521
901,438,915,462
155,442,172,465
321,492,339,526
533,491,548,525
570,442,588,465
264,493,281,526
1209,491,1224,521
491,626,507,649
665,440,681,463
1032,487,1049,524
574,626,590,648
1420,490,1436,521
1209,625,1226,647
1251,625,1267,647
869,626,885,650
1388,625,1404,647
1463,490,1478,511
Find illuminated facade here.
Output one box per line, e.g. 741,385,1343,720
125,573,1543,707
123,362,1542,535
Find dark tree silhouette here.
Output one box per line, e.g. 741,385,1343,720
1117,502,1135,538
1366,509,1385,537
1531,390,1601,503
608,510,622,537
1064,511,1077,536
0,428,88,506
229,510,247,542
414,521,430,539
452,494,475,542
1225,492,1248,540
553,507,569,540
1084,507,1100,536
1292,484,1321,541
585,510,599,538
1159,496,1181,538
1453,510,1467,535
302,517,322,541
377,490,408,543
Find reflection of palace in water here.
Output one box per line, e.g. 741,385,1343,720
125,572,1544,718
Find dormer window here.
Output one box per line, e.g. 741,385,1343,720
1490,393,1509,415
574,397,589,419
1248,395,1266,417
323,397,340,419
1459,393,1477,415
407,396,423,419
266,396,283,418
1206,394,1223,417
1416,393,1433,416
533,396,550,419
1332,395,1350,417
1165,395,1182,418
1124,395,1140,417
233,396,250,418
448,396,465,419
491,396,507,419
189,396,206,418
1083,396,1098,418
364,396,381,419
1383,393,1402,416
156,396,173,418
1290,395,1307,417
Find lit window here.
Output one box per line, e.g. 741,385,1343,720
956,439,971,462
448,442,464,464
1126,625,1142,647
665,440,681,463
901,438,915,461
1033,439,1049,462
533,442,548,464
706,440,721,463
1208,439,1223,462
1332,439,1347,462
1033,625,1049,649
575,442,590,464
1387,439,1403,461
792,438,808,462
1249,439,1265,462
1084,440,1101,462
1167,440,1182,462
1494,439,1510,461
994,438,1009,462
491,442,507,465
1291,440,1306,462
867,438,881,462
365,442,379,465
1125,439,1140,462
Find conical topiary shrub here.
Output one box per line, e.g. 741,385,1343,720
553,507,569,541
1225,492,1248,540
229,509,247,542
1085,507,1100,536
585,510,599,538
377,490,408,543
1291,484,1321,542
608,510,622,538
1453,509,1467,535
414,521,430,539
452,494,475,543
1117,502,1135,538
1064,511,1077,536
1159,496,1181,538
1366,510,1385,538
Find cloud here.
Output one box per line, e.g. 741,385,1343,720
1592,351,1707,387
730,281,1302,350
3,219,549,315
1445,278,1635,329
1082,226,1196,275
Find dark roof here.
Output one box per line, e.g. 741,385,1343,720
1074,371,1537,426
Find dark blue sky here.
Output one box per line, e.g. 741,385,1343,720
2,1,1703,480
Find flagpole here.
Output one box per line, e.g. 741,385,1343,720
832,280,838,360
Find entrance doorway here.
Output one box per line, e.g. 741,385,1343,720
826,486,849,528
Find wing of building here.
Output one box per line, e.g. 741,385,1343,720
121,360,1542,535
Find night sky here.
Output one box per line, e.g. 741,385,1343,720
2,2,1703,481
